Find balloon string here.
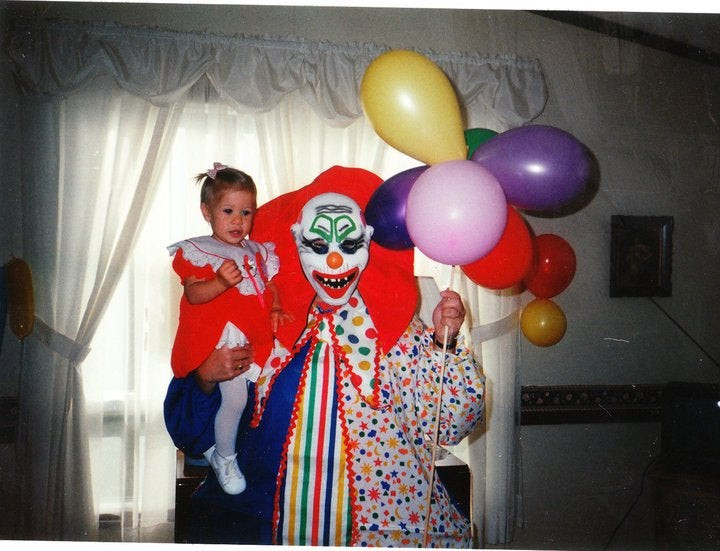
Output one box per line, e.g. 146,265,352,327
423,264,455,547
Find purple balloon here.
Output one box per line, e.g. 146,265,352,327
365,166,427,249
406,160,507,265
471,125,590,210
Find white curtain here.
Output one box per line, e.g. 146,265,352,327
8,18,546,544
14,78,183,539
413,257,522,545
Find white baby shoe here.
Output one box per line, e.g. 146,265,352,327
208,448,247,495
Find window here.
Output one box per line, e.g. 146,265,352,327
81,85,416,539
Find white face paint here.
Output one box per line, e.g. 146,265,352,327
291,193,374,306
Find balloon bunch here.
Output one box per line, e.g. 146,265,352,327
361,49,589,347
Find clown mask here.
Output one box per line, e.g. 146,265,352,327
291,193,374,307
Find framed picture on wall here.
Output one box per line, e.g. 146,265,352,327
610,215,673,297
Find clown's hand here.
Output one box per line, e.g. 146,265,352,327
431,289,465,352
194,343,254,395
270,307,294,333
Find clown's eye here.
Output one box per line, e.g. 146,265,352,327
340,238,364,254
302,237,329,254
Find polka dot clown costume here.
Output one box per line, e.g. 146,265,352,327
164,166,485,547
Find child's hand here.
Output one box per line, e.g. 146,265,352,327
270,308,294,333
216,260,243,288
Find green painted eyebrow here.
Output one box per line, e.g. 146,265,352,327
308,214,358,242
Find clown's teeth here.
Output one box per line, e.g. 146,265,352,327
314,272,356,289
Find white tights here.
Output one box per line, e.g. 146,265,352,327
215,374,248,458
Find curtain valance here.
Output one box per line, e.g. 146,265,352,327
8,18,547,128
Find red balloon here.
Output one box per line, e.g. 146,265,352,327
524,234,576,298
461,206,533,290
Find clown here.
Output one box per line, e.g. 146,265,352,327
164,166,485,547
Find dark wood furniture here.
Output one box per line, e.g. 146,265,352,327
648,381,720,549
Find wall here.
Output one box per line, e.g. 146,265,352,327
0,3,23,383
0,3,23,537
502,14,720,386
2,3,718,548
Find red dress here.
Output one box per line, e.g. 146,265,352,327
169,236,278,378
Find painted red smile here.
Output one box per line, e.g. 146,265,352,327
312,267,359,299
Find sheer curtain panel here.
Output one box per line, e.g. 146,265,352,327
14,80,182,539
8,17,546,543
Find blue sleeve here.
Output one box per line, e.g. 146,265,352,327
163,375,221,458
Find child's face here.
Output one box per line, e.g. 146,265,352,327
201,189,257,246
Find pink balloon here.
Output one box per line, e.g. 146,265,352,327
406,160,508,265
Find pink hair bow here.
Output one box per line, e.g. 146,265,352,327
207,162,228,179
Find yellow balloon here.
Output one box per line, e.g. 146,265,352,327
361,49,467,165
6,257,35,340
520,298,567,347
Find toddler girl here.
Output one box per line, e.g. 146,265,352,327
168,163,290,494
